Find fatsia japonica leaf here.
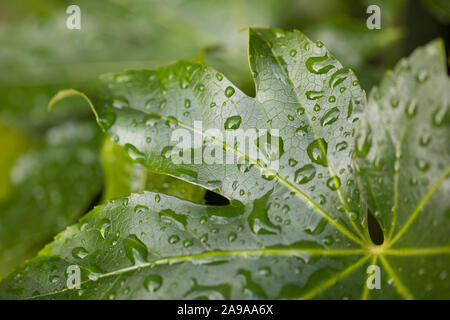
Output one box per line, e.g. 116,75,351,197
0,28,448,299
100,137,206,204
0,121,103,279
355,39,450,299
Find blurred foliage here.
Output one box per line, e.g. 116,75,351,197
101,138,206,203
0,124,31,202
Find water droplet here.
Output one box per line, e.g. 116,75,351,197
228,233,237,242
184,99,191,108
256,131,284,162
348,211,359,221
144,275,162,293
320,107,340,126
99,113,116,130
290,49,297,57
336,141,348,151
123,234,148,265
416,69,429,83
326,176,341,190
99,219,112,239
420,134,431,146
328,96,336,103
416,159,429,171
125,144,145,164
305,54,334,74
224,86,235,98
134,205,149,215
390,97,399,108
433,106,448,126
72,247,89,260
224,115,242,130
216,73,223,81
168,235,180,244
306,90,324,100
406,100,417,118
183,239,193,247
258,266,271,276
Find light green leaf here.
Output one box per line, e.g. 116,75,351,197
1,29,448,299
0,121,103,278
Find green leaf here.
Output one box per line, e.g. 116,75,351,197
101,137,206,203
1,28,449,299
0,121,103,278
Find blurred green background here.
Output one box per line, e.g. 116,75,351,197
0,0,448,278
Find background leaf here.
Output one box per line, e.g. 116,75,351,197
0,121,103,278
101,137,206,204
3,28,373,299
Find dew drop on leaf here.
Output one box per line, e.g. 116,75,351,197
144,275,163,293
307,139,328,166
224,115,242,130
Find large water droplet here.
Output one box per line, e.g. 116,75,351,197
224,86,235,98
320,107,340,126
72,247,89,260
326,176,341,190
307,139,328,166
306,90,324,100
305,54,335,74
125,144,145,164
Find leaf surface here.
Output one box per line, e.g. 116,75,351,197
101,137,206,204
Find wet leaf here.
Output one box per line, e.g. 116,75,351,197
0,0,293,126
